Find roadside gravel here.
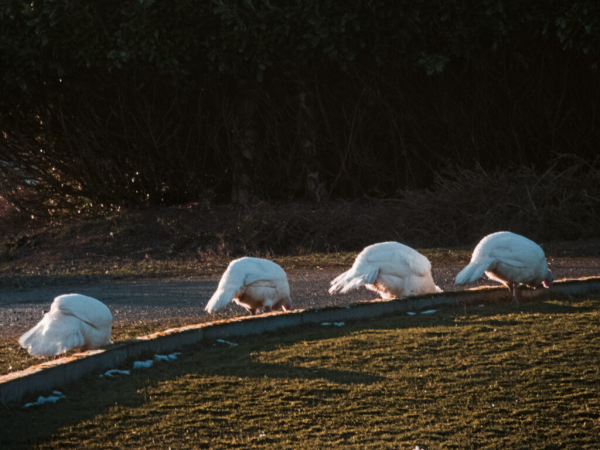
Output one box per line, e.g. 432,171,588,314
2,257,599,341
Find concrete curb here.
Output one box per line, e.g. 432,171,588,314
2,277,600,405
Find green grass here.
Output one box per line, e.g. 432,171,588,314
0,341,31,375
2,296,599,449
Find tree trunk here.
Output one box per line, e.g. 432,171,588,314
231,97,260,205
298,90,327,202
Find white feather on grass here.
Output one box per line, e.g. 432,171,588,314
216,339,238,347
24,391,65,408
154,352,181,362
100,369,131,378
133,360,153,369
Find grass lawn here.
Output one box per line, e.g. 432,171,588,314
1,296,599,449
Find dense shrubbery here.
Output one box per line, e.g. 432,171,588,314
5,163,597,261
1,0,600,214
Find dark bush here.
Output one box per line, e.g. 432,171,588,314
1,0,600,213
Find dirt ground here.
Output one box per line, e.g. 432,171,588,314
2,257,599,341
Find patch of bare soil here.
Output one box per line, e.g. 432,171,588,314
2,203,600,281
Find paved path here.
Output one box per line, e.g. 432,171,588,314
2,258,599,340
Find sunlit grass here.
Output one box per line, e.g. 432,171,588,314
2,296,599,449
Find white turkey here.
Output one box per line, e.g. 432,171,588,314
19,294,113,358
329,241,442,299
454,231,554,303
205,257,292,315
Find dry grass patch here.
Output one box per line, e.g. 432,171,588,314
1,296,599,449
2,183,599,283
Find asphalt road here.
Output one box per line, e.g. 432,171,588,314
2,258,599,340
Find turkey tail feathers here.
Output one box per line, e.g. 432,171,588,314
19,316,85,358
455,259,493,285
205,287,239,312
205,268,247,312
329,265,379,295
18,322,44,351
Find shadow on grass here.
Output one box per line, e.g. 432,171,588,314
1,296,598,448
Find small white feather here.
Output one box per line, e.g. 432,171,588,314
133,360,153,369
101,369,131,378
216,339,238,347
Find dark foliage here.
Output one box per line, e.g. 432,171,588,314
1,0,600,212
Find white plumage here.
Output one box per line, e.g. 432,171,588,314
329,241,442,299
205,257,292,315
19,294,113,358
455,231,554,302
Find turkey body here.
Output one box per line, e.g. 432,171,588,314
19,294,113,358
455,231,554,302
329,241,441,299
205,257,292,315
